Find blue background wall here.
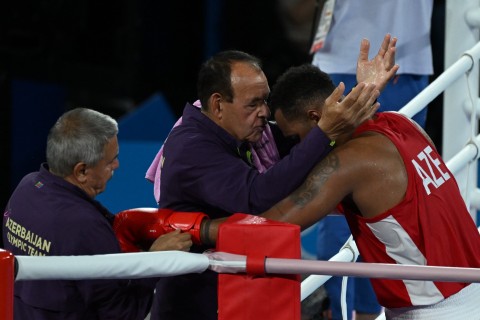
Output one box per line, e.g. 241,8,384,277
96,93,176,213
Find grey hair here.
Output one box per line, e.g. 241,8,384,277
46,108,118,177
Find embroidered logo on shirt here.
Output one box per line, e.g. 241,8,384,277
161,155,165,168
35,181,44,189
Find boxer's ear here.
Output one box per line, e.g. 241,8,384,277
307,110,321,123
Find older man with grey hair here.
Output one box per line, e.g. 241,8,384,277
3,108,192,320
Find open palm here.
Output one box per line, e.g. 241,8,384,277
357,34,399,92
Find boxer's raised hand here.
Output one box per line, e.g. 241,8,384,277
357,34,399,92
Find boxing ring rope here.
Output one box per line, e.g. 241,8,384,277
14,251,210,281
300,236,358,301
4,250,480,283
444,136,480,176
398,42,480,120
399,41,480,178
3,247,480,319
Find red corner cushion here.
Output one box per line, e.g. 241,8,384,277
217,213,301,320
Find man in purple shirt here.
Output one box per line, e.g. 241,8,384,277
3,108,192,320
152,44,396,319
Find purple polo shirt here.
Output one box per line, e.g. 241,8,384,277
152,103,333,320
3,164,156,320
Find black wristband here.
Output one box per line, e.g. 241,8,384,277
200,219,214,247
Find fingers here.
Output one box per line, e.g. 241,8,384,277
353,86,380,123
387,64,400,78
164,230,193,251
324,82,346,107
384,38,399,77
388,36,398,51
377,33,391,57
317,82,379,141
343,83,379,113
377,34,398,66
384,36,397,69
358,38,370,63
360,34,397,64
161,228,191,241
150,229,193,252
361,84,380,108
355,34,398,92
343,82,366,102
340,83,379,125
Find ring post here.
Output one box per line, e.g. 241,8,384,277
0,249,15,320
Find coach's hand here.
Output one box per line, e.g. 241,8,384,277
318,82,380,143
113,208,208,252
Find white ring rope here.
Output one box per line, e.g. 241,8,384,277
399,41,480,119
400,42,480,182
13,251,480,284
445,136,480,175
15,251,209,281
301,235,358,301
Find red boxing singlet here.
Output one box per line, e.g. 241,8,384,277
344,112,480,308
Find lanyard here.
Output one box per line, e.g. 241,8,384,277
310,0,336,54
